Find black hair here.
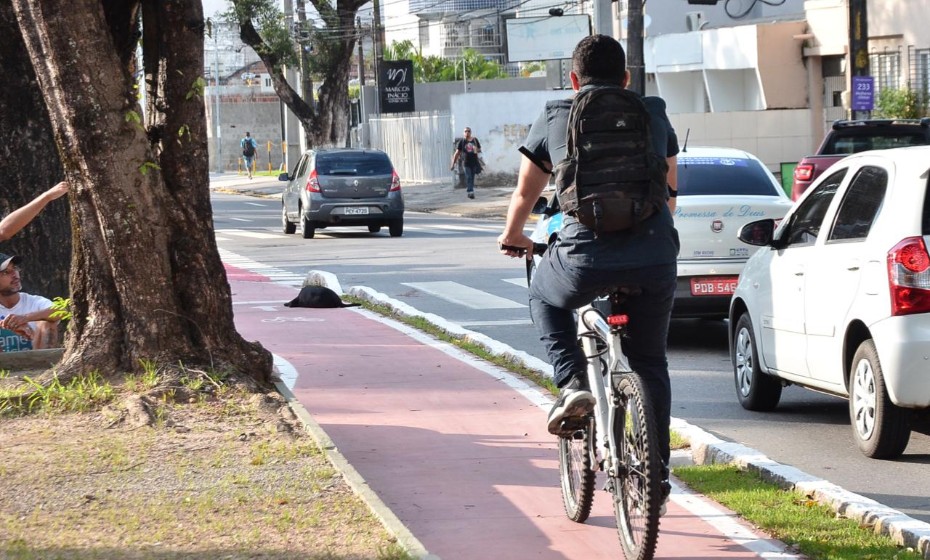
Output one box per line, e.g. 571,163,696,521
572,34,627,87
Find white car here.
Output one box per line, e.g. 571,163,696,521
529,146,792,318
729,145,930,459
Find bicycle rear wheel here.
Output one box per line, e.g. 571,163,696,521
558,417,596,522
611,372,662,560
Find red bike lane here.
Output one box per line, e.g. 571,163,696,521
227,269,799,560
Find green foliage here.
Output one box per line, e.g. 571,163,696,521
383,40,507,83
187,76,206,100
874,88,929,119
50,297,72,322
15,372,114,415
139,161,161,176
519,61,546,77
219,4,297,68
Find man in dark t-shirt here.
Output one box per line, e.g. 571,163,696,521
497,35,680,509
450,127,482,198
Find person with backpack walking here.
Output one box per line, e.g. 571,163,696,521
497,34,680,507
241,132,258,179
450,127,482,199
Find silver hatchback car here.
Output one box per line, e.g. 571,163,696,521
280,148,405,239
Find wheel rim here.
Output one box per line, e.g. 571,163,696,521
562,432,586,508
618,405,648,546
282,206,289,228
852,358,877,440
735,327,754,397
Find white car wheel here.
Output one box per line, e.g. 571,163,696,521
732,313,781,411
848,339,910,459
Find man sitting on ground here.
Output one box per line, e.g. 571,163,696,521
0,253,59,352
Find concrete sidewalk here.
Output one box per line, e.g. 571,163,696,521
227,268,802,560
209,171,518,220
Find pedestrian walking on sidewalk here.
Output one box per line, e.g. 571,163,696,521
451,127,482,199
241,132,258,179
497,34,680,508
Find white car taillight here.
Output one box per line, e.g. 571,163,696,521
390,170,401,192
306,170,321,193
887,236,930,316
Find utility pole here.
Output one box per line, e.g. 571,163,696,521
627,0,645,95
372,0,383,114
592,0,612,35
357,17,369,147
212,31,223,173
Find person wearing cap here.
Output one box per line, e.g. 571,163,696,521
0,181,70,241
0,253,59,352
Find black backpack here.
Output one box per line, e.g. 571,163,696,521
242,138,256,157
553,86,669,233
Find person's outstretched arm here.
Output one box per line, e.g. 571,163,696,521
0,181,69,241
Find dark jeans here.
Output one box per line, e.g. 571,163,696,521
529,246,677,465
463,165,476,193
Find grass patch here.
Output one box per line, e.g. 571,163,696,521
0,371,114,417
674,464,923,560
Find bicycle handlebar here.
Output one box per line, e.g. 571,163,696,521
499,242,549,257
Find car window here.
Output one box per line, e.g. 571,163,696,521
782,168,846,247
676,156,780,196
293,154,311,179
825,133,927,154
315,153,393,176
827,166,888,242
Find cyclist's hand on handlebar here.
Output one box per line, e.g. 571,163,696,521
497,234,533,260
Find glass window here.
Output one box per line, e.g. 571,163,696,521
315,152,393,176
676,156,780,196
825,132,926,155
293,154,310,178
828,166,888,242
782,169,846,247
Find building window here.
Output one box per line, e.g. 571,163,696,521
419,20,430,49
870,50,901,95
913,48,930,103
443,23,465,48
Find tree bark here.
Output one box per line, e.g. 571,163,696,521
0,0,70,300
11,0,272,384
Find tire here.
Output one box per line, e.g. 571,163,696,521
299,208,315,239
612,372,662,560
733,313,782,411
282,203,296,234
848,339,911,459
368,225,382,234
388,218,404,237
558,417,596,523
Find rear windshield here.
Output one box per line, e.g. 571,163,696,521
824,132,928,154
315,153,393,176
676,156,780,196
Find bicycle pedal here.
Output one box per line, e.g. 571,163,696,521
558,417,588,434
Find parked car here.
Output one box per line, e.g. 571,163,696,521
529,146,792,319
280,148,404,239
729,145,930,459
791,118,930,200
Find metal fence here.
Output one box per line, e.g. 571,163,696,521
368,111,452,183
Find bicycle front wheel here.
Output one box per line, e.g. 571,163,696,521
558,417,596,522
611,372,662,560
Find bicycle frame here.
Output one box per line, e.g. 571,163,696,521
578,302,631,479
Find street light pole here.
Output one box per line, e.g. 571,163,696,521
213,33,223,173
627,0,645,96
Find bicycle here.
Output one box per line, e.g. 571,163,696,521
504,242,665,560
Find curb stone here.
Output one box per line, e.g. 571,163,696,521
303,270,930,559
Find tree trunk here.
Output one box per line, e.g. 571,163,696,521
11,0,272,384
0,0,70,300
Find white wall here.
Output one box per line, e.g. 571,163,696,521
447,90,813,176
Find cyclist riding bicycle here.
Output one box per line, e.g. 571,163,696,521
497,34,680,504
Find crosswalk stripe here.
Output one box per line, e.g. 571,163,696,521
217,229,280,239
219,249,305,286
457,319,533,327
402,281,527,309
502,277,528,288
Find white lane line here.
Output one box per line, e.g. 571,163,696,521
402,226,455,235
402,281,527,309
502,277,528,288
215,236,231,242
229,217,251,222
246,202,268,207
218,229,281,239
457,319,533,327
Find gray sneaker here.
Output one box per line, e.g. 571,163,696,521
659,477,671,516
547,378,595,435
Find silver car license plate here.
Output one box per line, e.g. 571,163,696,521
344,207,370,215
